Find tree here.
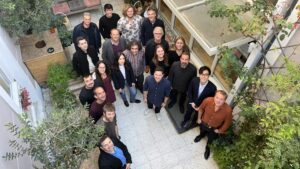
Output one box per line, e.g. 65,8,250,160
0,0,53,36
206,0,300,168
3,63,104,168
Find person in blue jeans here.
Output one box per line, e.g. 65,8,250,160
111,52,141,107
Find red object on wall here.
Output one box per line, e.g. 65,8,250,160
20,88,32,111
52,2,70,15
83,0,101,8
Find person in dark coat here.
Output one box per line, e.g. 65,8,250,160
79,74,103,110
168,52,197,114
98,135,132,169
72,12,101,52
145,26,169,72
72,36,99,76
149,44,170,76
181,66,217,129
99,4,120,39
111,53,141,107
140,7,165,46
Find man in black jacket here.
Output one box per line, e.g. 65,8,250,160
79,74,103,110
72,36,99,77
181,66,217,129
144,26,169,72
98,135,132,169
140,7,165,46
99,4,120,39
168,52,197,114
73,12,101,52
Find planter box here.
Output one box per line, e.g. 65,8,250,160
20,29,67,84
83,0,101,7
68,0,86,11
52,2,70,14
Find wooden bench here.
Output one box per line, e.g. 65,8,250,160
52,0,101,16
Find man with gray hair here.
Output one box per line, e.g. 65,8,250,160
73,12,101,52
144,26,169,72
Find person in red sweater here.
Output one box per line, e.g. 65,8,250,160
194,90,233,159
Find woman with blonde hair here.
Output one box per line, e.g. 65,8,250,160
168,36,189,66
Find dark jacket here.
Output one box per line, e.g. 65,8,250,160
72,47,99,76
72,22,101,51
168,61,197,92
111,62,135,90
79,79,103,110
149,60,170,77
102,38,127,65
187,78,217,107
141,18,165,46
145,39,169,66
98,138,132,169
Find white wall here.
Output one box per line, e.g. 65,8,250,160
0,96,34,169
0,26,46,168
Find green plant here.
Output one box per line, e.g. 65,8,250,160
47,63,76,108
3,104,104,169
207,0,300,168
0,0,52,36
50,15,73,48
218,46,243,85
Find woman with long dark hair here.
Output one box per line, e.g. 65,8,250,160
111,53,141,107
93,60,116,103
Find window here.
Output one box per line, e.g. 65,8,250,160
192,40,231,91
160,1,172,24
0,69,10,95
174,17,190,43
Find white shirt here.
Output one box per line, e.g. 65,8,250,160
87,54,94,73
198,81,208,97
119,65,126,79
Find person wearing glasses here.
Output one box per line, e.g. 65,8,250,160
181,66,217,129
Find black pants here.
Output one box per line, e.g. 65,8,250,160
169,89,186,107
147,100,162,113
199,123,219,146
135,73,144,93
183,103,198,123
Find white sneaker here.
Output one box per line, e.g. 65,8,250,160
155,113,161,121
144,109,149,115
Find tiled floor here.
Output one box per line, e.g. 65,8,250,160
113,91,219,169
67,1,219,168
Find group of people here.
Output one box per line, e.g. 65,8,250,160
71,2,233,168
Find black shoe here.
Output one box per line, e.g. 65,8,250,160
168,101,175,108
179,106,185,114
194,135,203,143
124,101,129,107
204,146,210,160
130,99,141,103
